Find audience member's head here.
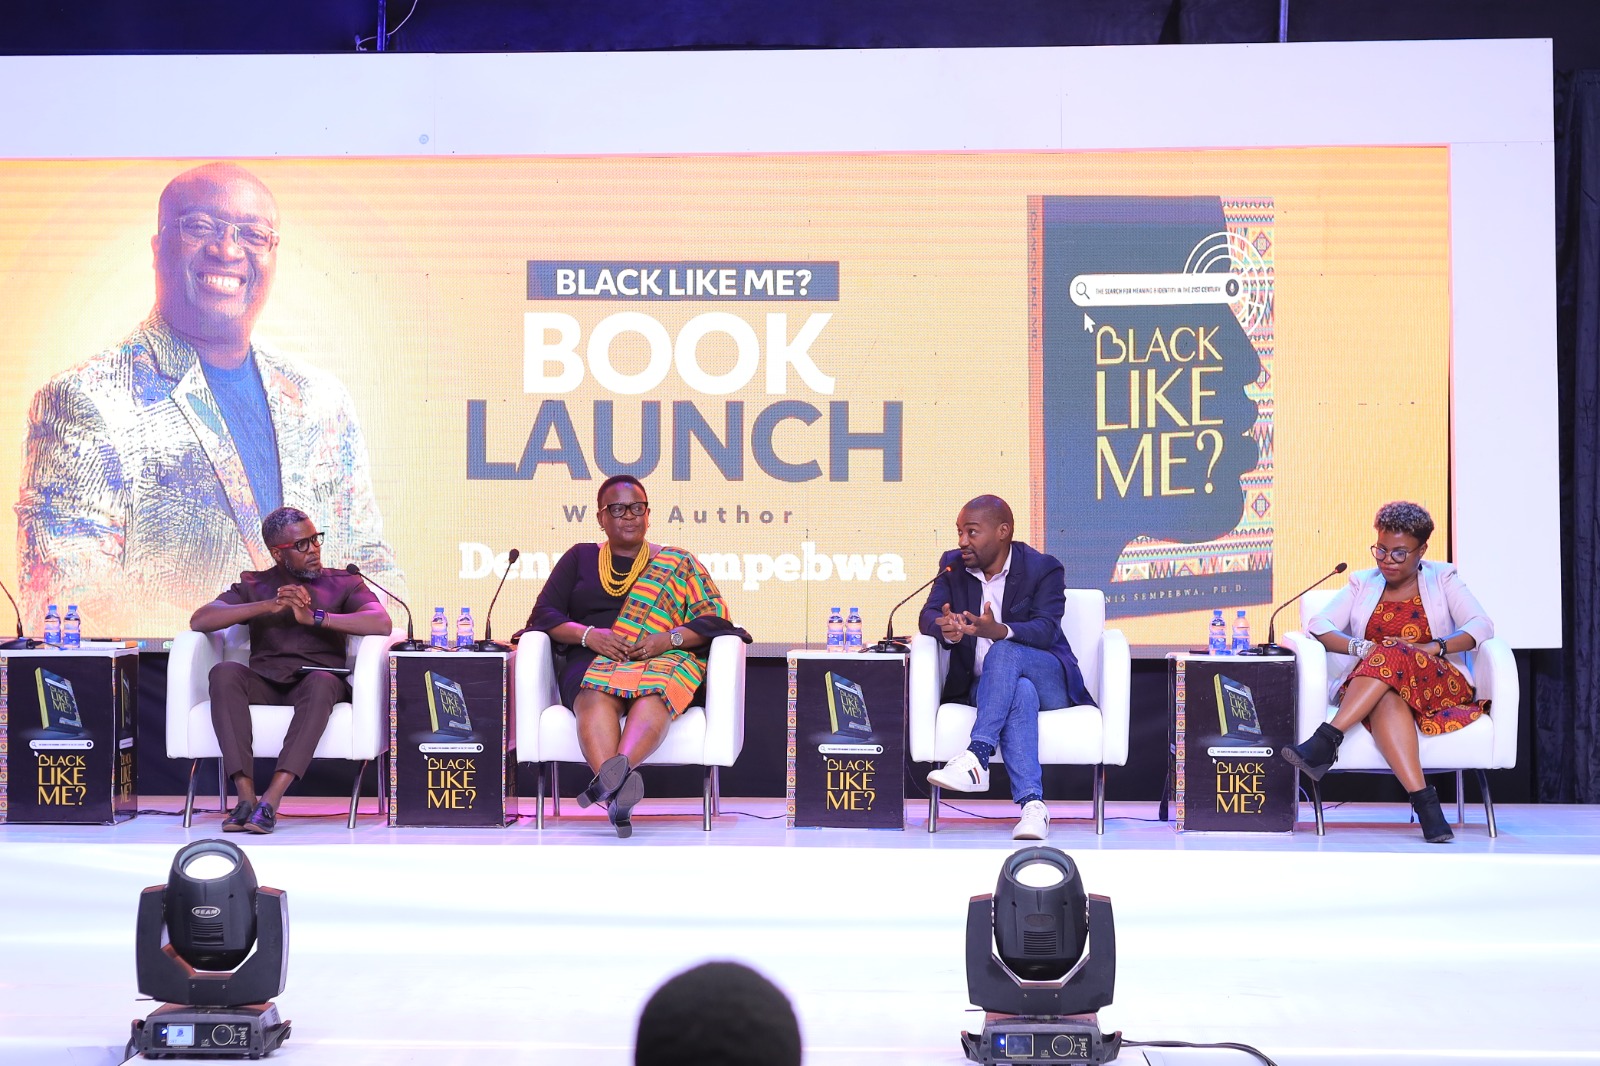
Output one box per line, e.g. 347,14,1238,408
635,960,801,1066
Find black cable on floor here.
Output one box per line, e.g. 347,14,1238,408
1122,1037,1280,1066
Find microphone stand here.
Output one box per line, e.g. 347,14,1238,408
871,565,953,654
474,548,520,652
1240,562,1348,656
0,578,40,650
345,564,426,651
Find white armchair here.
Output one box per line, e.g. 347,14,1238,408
166,625,403,827
909,589,1131,833
510,630,747,830
1281,589,1519,836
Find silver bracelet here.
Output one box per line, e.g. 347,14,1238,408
581,625,593,649
1348,637,1374,659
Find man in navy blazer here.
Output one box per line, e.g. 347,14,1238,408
919,495,1093,840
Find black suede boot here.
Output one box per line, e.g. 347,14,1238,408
1281,722,1344,781
1409,785,1454,843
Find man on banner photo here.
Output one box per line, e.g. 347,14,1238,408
921,494,1094,840
14,161,405,632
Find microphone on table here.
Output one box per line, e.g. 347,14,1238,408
345,563,426,651
475,547,520,652
0,576,41,650
1240,561,1348,656
871,565,954,654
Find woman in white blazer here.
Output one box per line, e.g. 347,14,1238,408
1282,501,1494,842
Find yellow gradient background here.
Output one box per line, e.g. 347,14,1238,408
0,149,1449,644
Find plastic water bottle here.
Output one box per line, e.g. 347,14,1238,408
430,607,449,649
456,607,475,649
845,606,864,652
1208,608,1228,655
1231,609,1251,654
63,604,81,649
826,606,845,653
43,604,60,645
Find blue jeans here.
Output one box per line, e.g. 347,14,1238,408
969,640,1068,804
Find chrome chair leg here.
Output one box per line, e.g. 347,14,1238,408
711,765,722,816
1093,763,1106,835
1476,768,1498,838
928,785,940,833
551,762,561,817
347,759,368,828
217,759,226,814
702,768,713,831
535,762,546,830
1311,777,1326,836
1455,769,1466,825
184,759,200,828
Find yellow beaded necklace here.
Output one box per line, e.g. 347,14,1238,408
599,541,649,597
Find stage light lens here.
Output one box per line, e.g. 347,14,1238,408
1014,859,1067,889
182,852,239,880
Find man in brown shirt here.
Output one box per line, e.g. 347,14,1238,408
191,505,392,833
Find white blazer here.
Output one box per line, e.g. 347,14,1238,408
1306,560,1495,704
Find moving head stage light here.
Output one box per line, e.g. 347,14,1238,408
961,847,1120,1066
129,839,291,1059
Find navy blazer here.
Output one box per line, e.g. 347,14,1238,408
916,541,1094,708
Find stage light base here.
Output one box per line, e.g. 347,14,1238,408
130,1001,290,1059
961,1012,1120,1066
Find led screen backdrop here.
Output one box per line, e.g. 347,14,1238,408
0,148,1449,645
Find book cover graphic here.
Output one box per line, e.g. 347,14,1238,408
424,671,473,735
1030,195,1275,618
35,668,86,736
1213,673,1264,743
824,671,873,738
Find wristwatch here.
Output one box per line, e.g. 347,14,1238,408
313,609,327,627
669,628,684,648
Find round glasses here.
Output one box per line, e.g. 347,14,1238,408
1370,544,1419,563
163,212,280,253
603,502,649,518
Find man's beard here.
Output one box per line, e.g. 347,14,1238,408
286,562,321,581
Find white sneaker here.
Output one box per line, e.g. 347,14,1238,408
927,749,990,793
1013,800,1050,840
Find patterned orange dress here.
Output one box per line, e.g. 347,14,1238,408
1338,594,1488,734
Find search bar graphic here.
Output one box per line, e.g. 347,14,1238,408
1070,272,1242,308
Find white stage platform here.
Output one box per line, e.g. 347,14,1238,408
2,797,1598,1066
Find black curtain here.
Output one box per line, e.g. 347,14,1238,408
1533,70,1600,802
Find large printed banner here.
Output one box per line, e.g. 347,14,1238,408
0,150,1451,645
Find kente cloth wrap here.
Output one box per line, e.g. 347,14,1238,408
1338,594,1488,734
580,547,729,717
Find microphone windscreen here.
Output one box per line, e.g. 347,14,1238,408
507,548,521,563
346,563,362,575
1334,562,1348,573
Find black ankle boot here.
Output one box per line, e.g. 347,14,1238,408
1409,786,1454,843
1281,722,1344,781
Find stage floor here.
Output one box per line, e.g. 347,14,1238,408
2,797,1598,1066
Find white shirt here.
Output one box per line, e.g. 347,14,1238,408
967,547,1015,676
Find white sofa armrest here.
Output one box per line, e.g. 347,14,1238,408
512,630,559,764
1282,629,1329,737
1098,628,1131,765
167,629,225,759
701,634,747,767
1473,637,1520,768
908,633,948,763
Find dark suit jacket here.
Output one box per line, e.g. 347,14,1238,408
917,541,1094,708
